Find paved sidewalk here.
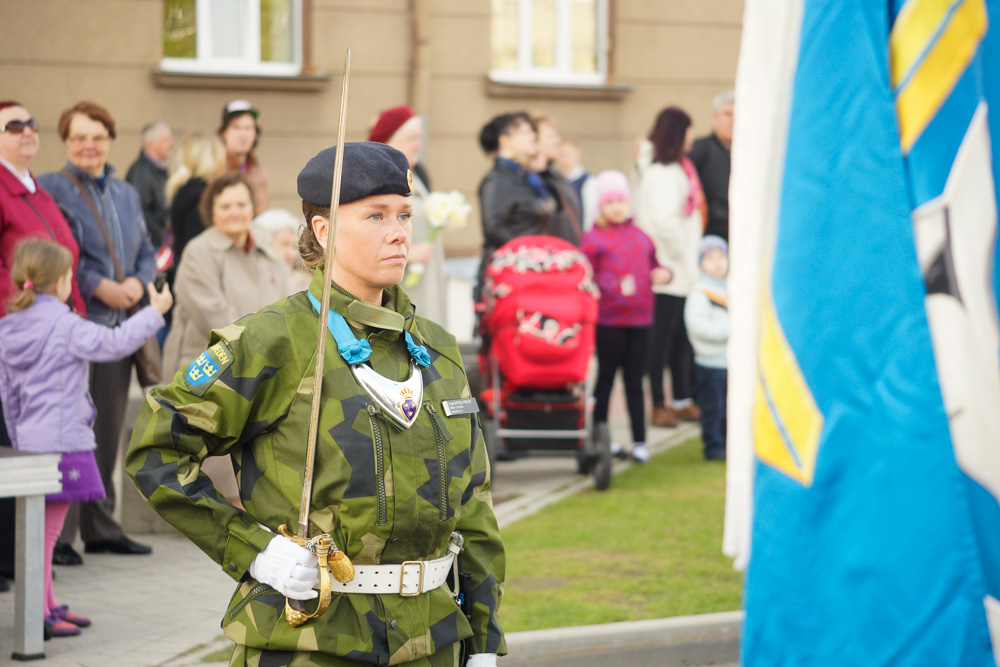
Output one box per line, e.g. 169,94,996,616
0,423,712,666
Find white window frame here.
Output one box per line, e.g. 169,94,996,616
489,0,609,86
160,0,302,76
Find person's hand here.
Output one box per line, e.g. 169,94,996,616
147,282,173,314
93,278,134,310
408,242,435,265
122,276,145,305
466,654,498,667
651,267,672,285
247,536,319,600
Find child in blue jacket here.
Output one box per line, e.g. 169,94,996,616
684,236,729,460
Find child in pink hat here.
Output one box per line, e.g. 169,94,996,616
579,171,671,463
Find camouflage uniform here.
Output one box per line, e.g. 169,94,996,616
126,270,506,667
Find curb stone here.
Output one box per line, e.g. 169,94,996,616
501,611,743,666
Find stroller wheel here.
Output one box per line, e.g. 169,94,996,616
592,423,612,491
576,452,593,475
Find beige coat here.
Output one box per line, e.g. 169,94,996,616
163,225,290,376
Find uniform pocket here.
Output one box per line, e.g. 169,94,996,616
222,579,287,648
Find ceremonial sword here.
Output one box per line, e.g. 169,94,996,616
281,48,355,627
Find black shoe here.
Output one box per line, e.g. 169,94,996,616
52,542,84,566
84,535,152,555
0,574,8,592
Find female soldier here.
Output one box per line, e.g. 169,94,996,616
126,142,505,667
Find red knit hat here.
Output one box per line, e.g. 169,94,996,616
368,105,415,144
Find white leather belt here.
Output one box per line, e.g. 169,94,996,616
334,534,463,597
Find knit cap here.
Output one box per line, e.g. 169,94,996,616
594,170,631,209
368,105,416,144
699,235,728,260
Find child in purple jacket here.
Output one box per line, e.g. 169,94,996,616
580,171,671,463
0,239,171,637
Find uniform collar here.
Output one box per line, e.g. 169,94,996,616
306,270,421,340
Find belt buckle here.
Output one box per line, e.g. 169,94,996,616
399,561,424,597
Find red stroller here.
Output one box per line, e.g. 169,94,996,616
477,235,612,489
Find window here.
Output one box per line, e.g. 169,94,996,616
490,0,608,86
162,0,302,76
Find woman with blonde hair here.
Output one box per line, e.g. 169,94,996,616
167,133,226,273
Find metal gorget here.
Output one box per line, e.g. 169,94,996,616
351,361,423,429
308,290,430,429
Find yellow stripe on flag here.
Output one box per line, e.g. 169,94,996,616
892,0,987,152
754,297,824,487
890,0,958,88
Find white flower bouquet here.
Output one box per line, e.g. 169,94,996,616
405,190,471,288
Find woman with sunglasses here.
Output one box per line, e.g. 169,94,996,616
0,102,85,317
0,100,89,594
37,101,158,563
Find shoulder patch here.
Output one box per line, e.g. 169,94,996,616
184,342,235,396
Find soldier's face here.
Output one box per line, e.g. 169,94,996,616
314,193,413,303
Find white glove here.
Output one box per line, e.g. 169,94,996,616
466,654,498,667
248,535,320,600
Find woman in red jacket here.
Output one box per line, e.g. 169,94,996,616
0,101,85,316
0,100,87,593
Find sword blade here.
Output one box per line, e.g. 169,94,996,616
298,48,352,538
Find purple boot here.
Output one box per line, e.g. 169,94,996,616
53,604,91,627
45,611,81,637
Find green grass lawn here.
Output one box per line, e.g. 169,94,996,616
498,438,742,632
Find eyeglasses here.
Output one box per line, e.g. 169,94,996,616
0,118,39,134
67,135,111,145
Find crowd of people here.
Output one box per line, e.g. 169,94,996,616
474,93,734,463
0,90,734,659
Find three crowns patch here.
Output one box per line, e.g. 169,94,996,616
184,342,235,396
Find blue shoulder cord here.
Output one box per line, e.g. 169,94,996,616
307,291,429,367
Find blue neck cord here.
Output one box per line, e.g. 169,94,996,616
307,291,429,367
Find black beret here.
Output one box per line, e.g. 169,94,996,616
297,142,413,206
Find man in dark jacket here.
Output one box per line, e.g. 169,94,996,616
689,91,734,241
126,121,173,249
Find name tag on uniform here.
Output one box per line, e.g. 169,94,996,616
442,398,479,417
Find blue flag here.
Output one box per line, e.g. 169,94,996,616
728,0,1000,664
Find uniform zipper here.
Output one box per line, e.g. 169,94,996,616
367,404,388,525
227,582,272,622
426,404,450,522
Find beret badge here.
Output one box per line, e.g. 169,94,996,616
406,169,413,194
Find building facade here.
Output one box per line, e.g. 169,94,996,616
0,0,742,257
